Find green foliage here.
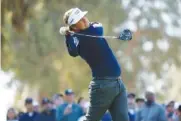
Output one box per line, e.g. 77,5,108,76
2,0,181,101
1,0,124,96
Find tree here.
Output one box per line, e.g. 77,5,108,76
1,0,125,97
115,0,181,100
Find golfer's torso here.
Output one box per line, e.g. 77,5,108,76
75,23,121,77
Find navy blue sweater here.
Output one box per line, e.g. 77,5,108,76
65,22,121,77
34,109,56,121
19,112,38,121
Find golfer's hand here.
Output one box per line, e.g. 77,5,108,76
63,106,72,115
59,26,70,35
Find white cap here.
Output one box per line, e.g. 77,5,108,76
66,8,88,26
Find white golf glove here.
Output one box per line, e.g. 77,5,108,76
59,26,70,35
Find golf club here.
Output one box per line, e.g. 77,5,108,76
68,29,133,41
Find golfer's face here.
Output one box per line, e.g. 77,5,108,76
71,16,89,30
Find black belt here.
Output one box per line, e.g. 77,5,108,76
93,76,121,80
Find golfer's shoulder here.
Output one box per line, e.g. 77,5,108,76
91,22,103,28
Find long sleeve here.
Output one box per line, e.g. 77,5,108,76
65,34,79,57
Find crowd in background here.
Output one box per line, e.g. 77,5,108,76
7,89,181,121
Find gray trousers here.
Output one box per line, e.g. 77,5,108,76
85,79,129,121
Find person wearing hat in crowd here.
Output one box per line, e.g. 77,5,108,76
34,98,56,121
127,93,136,121
128,93,136,110
56,89,84,121
135,98,145,111
59,7,131,121
19,98,39,121
136,91,167,121
52,93,64,109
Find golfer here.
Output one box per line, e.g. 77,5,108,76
60,8,130,121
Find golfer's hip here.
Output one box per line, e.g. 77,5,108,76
88,77,125,106
91,76,123,89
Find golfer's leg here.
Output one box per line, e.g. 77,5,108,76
109,82,129,121
85,81,115,121
85,105,108,121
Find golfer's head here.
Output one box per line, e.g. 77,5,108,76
63,8,89,31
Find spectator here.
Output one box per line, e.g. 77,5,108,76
35,98,56,121
136,91,167,121
52,93,64,109
166,103,175,121
56,89,84,121
178,105,181,121
7,108,18,121
127,93,136,121
135,98,145,111
172,105,181,121
128,93,136,109
19,98,39,121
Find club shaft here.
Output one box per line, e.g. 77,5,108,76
69,31,118,39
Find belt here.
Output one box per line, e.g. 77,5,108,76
93,76,121,80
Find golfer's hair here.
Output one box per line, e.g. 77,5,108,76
63,9,73,25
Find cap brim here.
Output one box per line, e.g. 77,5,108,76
69,11,88,26
65,92,74,95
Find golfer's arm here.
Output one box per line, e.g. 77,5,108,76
65,35,79,57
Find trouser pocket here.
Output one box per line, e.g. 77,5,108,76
88,83,103,106
88,81,118,107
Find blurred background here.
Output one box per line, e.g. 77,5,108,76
1,0,181,120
